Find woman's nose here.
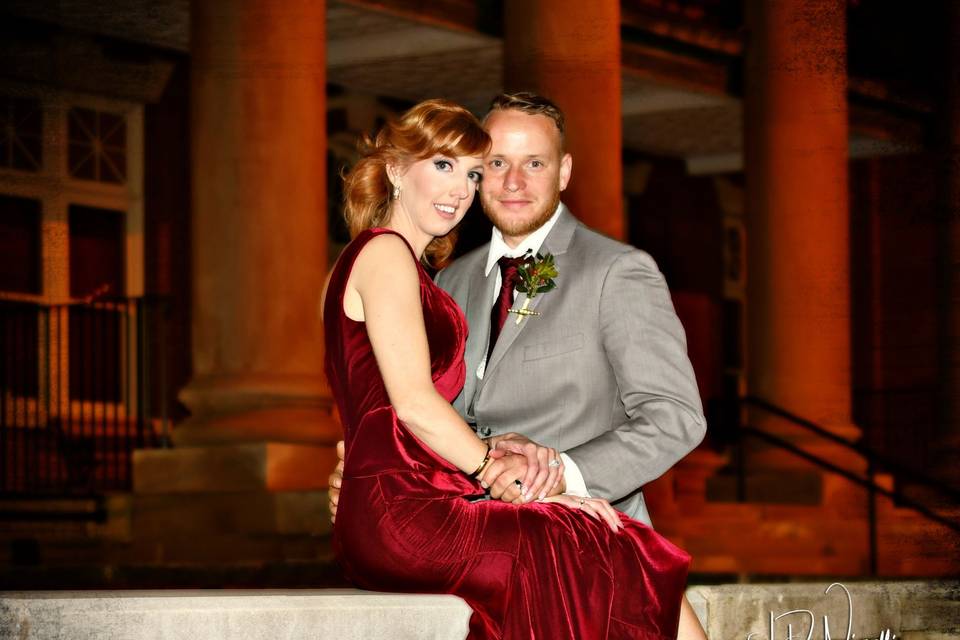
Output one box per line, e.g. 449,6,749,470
452,176,469,199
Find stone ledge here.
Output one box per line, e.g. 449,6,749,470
688,581,960,640
2,582,956,639
0,589,472,640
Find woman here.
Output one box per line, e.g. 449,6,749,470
323,99,701,639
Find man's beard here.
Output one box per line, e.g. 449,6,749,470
480,190,561,239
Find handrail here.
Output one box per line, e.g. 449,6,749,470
739,426,960,534
742,395,960,503
0,495,108,523
734,395,960,575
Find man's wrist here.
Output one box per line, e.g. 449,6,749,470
560,452,590,497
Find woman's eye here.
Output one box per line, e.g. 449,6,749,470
468,171,483,183
434,159,453,171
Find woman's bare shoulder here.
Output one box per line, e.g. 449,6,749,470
353,233,417,275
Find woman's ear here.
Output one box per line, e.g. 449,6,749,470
385,163,401,189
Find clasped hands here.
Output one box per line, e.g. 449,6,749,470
479,432,565,503
328,433,623,532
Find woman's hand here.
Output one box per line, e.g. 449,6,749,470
488,433,564,501
327,440,345,522
541,494,624,533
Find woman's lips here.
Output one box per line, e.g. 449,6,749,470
434,203,457,218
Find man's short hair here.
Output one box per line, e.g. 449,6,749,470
485,92,565,141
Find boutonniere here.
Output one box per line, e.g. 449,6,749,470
509,251,558,325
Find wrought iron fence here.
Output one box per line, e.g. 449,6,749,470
0,296,170,497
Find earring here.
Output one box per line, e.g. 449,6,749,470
392,184,401,200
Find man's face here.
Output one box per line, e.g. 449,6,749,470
480,109,572,247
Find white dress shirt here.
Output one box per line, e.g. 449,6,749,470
479,203,590,498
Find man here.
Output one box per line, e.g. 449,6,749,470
330,92,706,526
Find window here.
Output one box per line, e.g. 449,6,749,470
0,194,42,294
68,106,127,184
0,89,143,415
69,205,126,299
0,96,42,172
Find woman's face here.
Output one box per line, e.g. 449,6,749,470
390,154,484,240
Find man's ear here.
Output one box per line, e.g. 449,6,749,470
558,153,572,192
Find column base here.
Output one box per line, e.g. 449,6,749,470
174,406,341,446
134,442,337,493
176,373,342,445
128,442,337,565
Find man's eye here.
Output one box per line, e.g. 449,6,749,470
434,159,453,171
489,159,505,169
529,160,543,169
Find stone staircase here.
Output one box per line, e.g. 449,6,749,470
644,449,960,578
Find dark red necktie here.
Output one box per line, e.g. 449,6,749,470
488,256,528,360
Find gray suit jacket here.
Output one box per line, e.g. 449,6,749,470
435,206,706,525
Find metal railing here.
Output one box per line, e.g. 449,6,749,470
723,395,960,575
0,296,170,503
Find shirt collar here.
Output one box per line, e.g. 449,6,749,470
484,203,564,276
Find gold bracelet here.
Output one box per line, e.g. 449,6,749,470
470,444,491,479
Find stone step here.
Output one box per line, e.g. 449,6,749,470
132,490,332,539
706,469,823,504
0,558,347,590
115,533,333,566
0,527,335,568
689,553,869,577
0,589,473,640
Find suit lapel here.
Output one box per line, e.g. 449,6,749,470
482,289,546,377
461,256,496,418
476,205,580,393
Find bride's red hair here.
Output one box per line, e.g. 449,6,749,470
342,99,490,268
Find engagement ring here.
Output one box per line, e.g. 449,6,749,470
548,459,561,468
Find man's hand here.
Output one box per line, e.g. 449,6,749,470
479,453,529,502
487,433,564,501
327,440,344,522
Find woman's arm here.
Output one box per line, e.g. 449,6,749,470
350,235,490,473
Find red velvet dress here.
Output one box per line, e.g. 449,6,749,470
324,228,691,640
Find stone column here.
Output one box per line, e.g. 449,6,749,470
130,1,335,565
134,0,340,516
502,0,624,240
177,0,336,447
743,0,861,481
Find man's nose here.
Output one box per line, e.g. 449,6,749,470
503,165,524,192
